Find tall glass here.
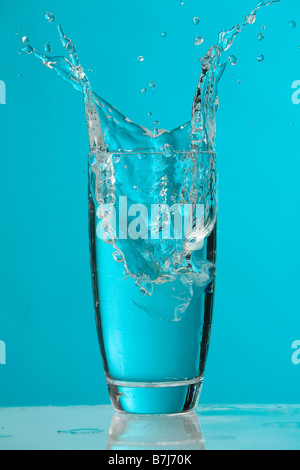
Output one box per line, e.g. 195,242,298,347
89,149,217,414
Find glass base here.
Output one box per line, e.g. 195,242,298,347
107,378,203,415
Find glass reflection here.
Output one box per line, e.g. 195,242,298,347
106,412,205,450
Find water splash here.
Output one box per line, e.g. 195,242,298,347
22,0,282,295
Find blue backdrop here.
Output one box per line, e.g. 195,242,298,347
0,0,299,406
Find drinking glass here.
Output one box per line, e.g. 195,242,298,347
89,149,217,414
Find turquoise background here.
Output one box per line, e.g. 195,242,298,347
0,0,299,406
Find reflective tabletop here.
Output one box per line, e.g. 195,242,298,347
0,405,299,450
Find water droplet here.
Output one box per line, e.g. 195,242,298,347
194,36,204,46
153,120,159,126
257,55,264,62
22,36,29,44
88,68,93,73
228,55,237,65
44,43,51,53
257,33,264,41
45,12,55,23
153,128,159,135
138,56,144,62
161,32,167,38
65,41,75,53
149,81,156,89
18,73,23,78
113,252,123,263
179,1,184,5
148,111,153,117
245,15,256,25
57,429,103,435
21,44,33,54
289,20,297,29
193,17,200,25
237,80,242,85
141,88,147,93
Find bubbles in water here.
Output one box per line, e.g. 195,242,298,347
45,12,55,23
194,36,204,46
138,56,144,62
245,15,256,24
289,20,297,29
164,144,174,157
257,54,264,62
228,55,237,65
193,17,200,25
22,36,29,44
44,42,51,53
149,81,156,89
257,33,264,41
161,32,167,38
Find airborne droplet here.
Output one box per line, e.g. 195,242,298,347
45,12,55,23
194,36,204,46
257,33,264,41
44,43,51,53
193,17,200,25
289,20,297,29
228,55,237,65
149,81,156,89
257,54,265,62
